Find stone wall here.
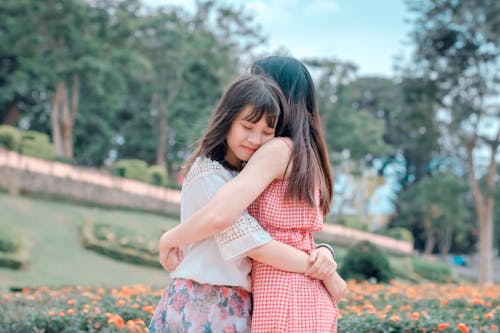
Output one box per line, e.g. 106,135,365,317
0,148,180,215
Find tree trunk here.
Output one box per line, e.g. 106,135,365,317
3,103,20,125
51,82,65,156
466,138,496,285
155,94,167,167
51,76,79,158
438,225,453,259
423,221,435,255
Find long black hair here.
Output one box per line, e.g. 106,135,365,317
251,56,333,215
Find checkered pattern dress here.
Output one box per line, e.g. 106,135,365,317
248,180,338,332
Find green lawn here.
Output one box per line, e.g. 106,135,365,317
0,192,454,293
0,193,178,292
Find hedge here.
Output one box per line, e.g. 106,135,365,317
0,125,22,150
0,225,30,269
81,221,160,268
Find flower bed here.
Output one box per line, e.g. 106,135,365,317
0,282,498,332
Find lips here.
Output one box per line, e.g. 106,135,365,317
242,145,256,153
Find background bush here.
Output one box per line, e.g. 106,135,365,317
0,125,22,150
147,165,168,186
0,225,30,269
339,240,394,283
18,131,56,161
109,159,149,183
413,256,453,283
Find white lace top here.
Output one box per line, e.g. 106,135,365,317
170,156,272,291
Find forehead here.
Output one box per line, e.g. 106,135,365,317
236,105,256,119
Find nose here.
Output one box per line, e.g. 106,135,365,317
248,131,263,147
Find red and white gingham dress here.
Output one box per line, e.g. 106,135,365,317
248,179,338,332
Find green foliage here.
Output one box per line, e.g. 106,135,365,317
109,159,149,183
0,225,21,253
81,221,160,268
18,131,55,160
392,171,469,255
0,225,30,269
339,240,394,283
413,256,453,283
0,125,21,150
148,165,168,186
338,216,369,231
375,227,414,245
53,156,76,165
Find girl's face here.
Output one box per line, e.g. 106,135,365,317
224,106,276,168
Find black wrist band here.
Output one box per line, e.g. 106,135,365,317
316,243,336,260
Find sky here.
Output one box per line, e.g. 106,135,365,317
143,0,413,77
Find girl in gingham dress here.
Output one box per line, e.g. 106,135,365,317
159,56,346,332
150,74,339,333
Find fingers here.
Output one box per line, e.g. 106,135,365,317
308,249,318,263
305,250,338,279
176,247,184,261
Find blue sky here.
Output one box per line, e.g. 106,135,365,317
144,0,413,77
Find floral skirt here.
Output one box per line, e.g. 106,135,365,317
149,278,252,333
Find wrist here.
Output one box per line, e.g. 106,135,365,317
160,232,173,249
316,243,336,260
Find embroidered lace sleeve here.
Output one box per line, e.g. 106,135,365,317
183,157,271,261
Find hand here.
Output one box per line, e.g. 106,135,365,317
159,246,183,272
158,232,182,272
304,247,337,280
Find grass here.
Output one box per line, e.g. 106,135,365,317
0,192,455,292
0,192,178,292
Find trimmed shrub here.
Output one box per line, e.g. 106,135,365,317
339,240,394,283
413,256,454,283
109,159,149,183
18,131,55,161
81,220,160,268
0,225,30,269
0,125,22,150
148,165,168,186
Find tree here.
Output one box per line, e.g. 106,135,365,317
406,0,500,284
394,172,469,256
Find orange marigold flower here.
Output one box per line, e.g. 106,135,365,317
108,315,125,328
48,311,55,317
142,305,155,313
115,299,126,307
472,298,484,305
491,324,498,330
485,312,494,320
66,309,75,315
67,299,76,305
400,305,411,311
390,315,400,322
411,312,421,320
457,323,469,333
437,323,450,330
58,311,65,317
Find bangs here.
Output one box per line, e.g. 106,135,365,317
242,102,280,128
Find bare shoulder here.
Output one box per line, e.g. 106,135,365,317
253,137,293,161
244,137,293,180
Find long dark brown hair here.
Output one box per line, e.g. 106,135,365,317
251,56,333,215
184,74,288,171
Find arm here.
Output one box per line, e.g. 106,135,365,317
159,138,292,249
